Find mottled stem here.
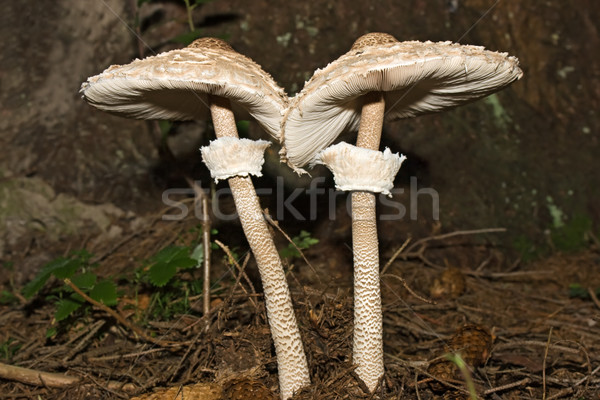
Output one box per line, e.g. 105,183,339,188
352,91,386,392
208,95,310,399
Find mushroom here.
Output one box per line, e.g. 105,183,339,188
81,37,309,400
281,32,522,391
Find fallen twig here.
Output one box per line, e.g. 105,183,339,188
63,279,183,349
381,273,435,305
542,328,553,400
483,377,531,395
214,240,257,308
186,178,213,316
404,228,507,254
262,210,322,284
0,361,136,391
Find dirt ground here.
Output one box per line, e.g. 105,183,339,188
1,206,599,399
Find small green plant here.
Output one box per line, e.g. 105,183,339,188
280,230,319,259
22,250,118,323
136,243,212,320
0,338,20,360
0,290,17,305
22,225,223,326
146,245,197,287
550,214,593,252
445,353,478,400
568,283,600,299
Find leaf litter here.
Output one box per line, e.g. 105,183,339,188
0,208,599,400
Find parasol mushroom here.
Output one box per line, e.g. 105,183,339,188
281,32,522,391
81,37,309,400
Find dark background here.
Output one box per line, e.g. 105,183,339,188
1,0,598,266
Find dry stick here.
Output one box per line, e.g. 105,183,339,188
186,177,212,316
181,253,252,334
404,228,507,254
381,237,411,275
214,240,257,308
202,195,211,314
465,270,553,279
63,279,182,349
546,387,574,400
542,328,553,400
482,377,531,395
575,364,600,386
587,286,600,310
223,253,253,308
88,348,167,362
262,210,325,314
494,340,583,356
262,211,321,281
380,273,435,304
62,320,106,362
0,361,136,391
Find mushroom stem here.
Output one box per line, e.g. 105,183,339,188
352,91,386,391
351,190,384,391
209,95,239,138
208,95,310,400
356,92,385,150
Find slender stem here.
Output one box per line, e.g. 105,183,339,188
183,0,196,32
207,95,309,399
356,92,385,150
202,196,211,315
229,176,310,399
351,191,384,392
352,91,386,392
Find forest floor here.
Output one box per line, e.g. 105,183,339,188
0,206,599,400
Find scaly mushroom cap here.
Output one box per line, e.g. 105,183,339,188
281,32,523,169
80,38,287,139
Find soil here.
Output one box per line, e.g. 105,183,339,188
1,0,599,399
1,206,599,399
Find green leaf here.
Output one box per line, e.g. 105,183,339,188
190,244,204,263
0,291,17,305
53,259,84,279
69,272,97,290
22,257,72,299
22,251,93,299
45,327,57,339
90,280,118,306
152,246,188,264
149,262,177,287
55,297,83,322
280,230,319,259
147,246,196,286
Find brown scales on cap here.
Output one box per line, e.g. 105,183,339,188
351,32,398,51
188,36,235,52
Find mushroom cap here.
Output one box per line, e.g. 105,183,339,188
281,33,523,169
80,38,287,139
